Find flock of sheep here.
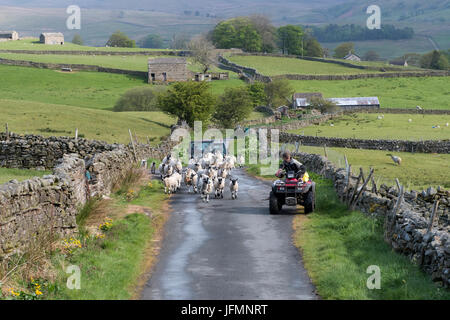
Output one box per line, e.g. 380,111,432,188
153,151,245,203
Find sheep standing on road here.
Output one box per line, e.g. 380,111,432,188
214,177,225,199
163,175,178,194
150,162,156,174
230,177,239,200
201,176,214,203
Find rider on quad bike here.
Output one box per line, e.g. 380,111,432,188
270,151,315,215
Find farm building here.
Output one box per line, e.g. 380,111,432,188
292,92,323,108
327,97,380,109
389,60,408,67
193,72,229,81
344,52,361,62
148,57,188,82
40,33,64,45
0,31,19,41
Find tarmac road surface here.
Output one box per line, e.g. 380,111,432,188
141,169,317,300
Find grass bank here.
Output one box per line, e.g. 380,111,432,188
294,173,449,299
0,170,169,300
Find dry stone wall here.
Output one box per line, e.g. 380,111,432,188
292,151,449,286
0,133,175,258
280,132,450,154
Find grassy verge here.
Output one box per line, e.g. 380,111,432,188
246,165,449,299
0,169,169,300
0,167,51,184
294,173,449,300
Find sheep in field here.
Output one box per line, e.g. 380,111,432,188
386,154,402,166
230,177,239,200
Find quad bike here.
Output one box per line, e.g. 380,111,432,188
269,170,315,215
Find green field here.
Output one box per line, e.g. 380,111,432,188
292,145,450,190
288,77,450,110
0,39,173,52
0,52,236,75
0,167,51,184
0,99,175,144
289,113,450,140
227,55,384,76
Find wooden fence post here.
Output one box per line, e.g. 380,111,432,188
350,168,374,210
347,168,363,206
323,144,328,158
75,128,78,141
129,129,137,161
385,184,404,244
427,200,440,233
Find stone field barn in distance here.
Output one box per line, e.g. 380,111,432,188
40,32,64,45
0,31,19,41
148,57,188,82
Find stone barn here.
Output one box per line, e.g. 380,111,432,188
0,31,19,41
148,57,188,83
40,33,64,45
344,52,361,62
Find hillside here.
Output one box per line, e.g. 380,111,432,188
0,0,448,58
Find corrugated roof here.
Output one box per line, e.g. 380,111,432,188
327,97,380,106
293,92,323,100
149,57,186,64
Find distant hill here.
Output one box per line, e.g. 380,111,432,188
0,0,448,58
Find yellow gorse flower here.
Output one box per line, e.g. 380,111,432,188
35,289,42,296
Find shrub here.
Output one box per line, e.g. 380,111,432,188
308,97,340,114
213,87,253,128
113,86,165,112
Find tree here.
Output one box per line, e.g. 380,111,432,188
264,79,294,109
158,81,216,127
363,50,380,61
211,17,262,52
106,31,135,48
249,15,277,53
277,25,304,55
304,38,323,57
188,36,216,73
71,34,83,46
213,87,253,128
114,86,166,112
170,33,190,50
420,50,450,70
247,81,266,107
308,97,339,114
139,34,164,49
334,42,355,59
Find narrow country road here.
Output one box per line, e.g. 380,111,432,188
141,169,317,300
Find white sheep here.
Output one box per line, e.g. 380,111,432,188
230,177,239,200
219,168,229,179
386,154,402,166
163,175,178,194
200,176,214,203
172,171,182,190
214,177,225,199
408,119,412,123
446,123,449,127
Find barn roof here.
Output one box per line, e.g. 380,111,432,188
293,92,323,100
389,60,407,66
149,57,186,64
327,97,380,106
41,32,64,37
344,53,361,59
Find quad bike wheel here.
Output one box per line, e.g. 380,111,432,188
269,191,282,215
304,190,315,214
